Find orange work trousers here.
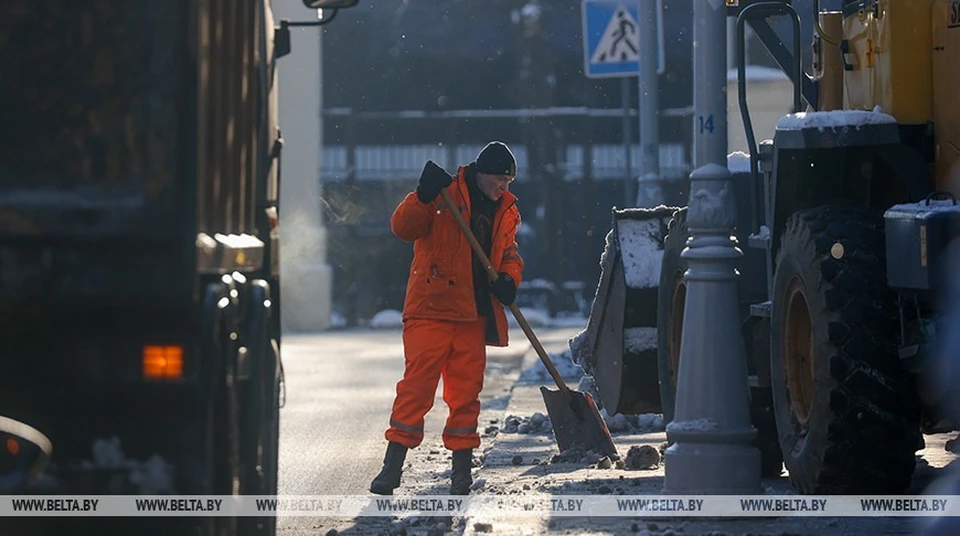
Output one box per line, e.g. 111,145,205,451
386,318,486,451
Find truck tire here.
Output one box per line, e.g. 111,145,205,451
238,281,280,536
770,205,921,493
256,339,281,535
209,286,240,536
657,207,784,477
240,342,280,536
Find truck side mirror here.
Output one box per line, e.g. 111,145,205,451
277,0,358,59
302,0,359,8
0,416,53,493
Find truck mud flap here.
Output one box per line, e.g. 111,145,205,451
570,205,680,415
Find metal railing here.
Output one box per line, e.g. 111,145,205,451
319,107,694,324
320,143,689,183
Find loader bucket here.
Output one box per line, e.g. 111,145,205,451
570,206,680,415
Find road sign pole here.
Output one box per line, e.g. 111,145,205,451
636,0,661,207
621,76,633,205
583,0,643,206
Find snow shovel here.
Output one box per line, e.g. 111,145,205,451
439,188,619,460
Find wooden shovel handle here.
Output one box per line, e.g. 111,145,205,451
438,188,572,400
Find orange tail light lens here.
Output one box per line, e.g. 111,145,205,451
142,345,184,379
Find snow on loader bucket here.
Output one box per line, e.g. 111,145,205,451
569,206,680,416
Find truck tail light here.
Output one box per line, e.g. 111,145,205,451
142,345,184,380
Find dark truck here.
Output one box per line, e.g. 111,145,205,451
0,0,353,533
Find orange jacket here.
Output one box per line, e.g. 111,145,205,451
391,165,524,347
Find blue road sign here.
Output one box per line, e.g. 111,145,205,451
582,0,641,79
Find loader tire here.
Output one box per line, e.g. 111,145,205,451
656,207,688,424
770,205,921,494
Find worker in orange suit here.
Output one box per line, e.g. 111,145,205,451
370,141,524,496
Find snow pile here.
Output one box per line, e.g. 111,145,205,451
776,106,897,131
727,151,752,174
599,408,665,433
500,412,552,434
616,218,664,289
624,327,657,354
518,348,583,383
370,309,403,328
330,312,347,328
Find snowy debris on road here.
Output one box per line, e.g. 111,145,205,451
625,445,661,470
599,408,665,434
550,442,606,466
369,309,403,328
500,412,552,434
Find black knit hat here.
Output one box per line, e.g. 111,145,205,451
476,141,517,176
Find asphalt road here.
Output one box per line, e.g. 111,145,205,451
274,326,544,535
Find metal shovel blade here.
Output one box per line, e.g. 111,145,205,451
539,386,619,460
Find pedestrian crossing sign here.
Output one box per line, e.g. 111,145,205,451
582,0,641,79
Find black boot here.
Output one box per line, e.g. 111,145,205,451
450,449,473,495
370,442,408,495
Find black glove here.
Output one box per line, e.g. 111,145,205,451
489,273,517,306
416,160,453,204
